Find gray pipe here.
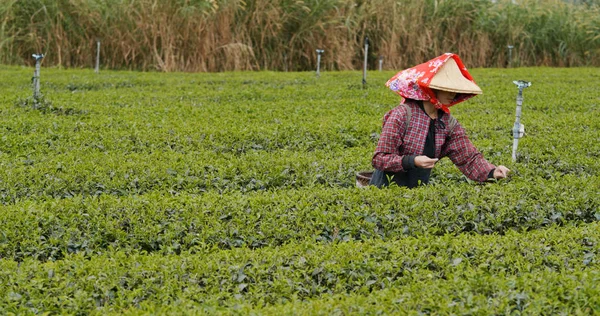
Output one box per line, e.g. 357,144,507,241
32,54,45,101
95,40,101,73
512,80,531,161
316,49,324,78
362,37,369,86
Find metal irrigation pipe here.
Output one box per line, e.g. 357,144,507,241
316,49,324,78
32,54,45,101
362,37,369,86
507,45,514,67
95,40,101,73
512,80,531,162
378,55,383,72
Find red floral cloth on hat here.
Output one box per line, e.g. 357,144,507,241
385,53,478,113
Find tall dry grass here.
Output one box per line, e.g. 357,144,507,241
1,0,599,71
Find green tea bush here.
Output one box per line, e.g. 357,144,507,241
0,65,598,314
2,224,600,314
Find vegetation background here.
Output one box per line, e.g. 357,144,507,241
1,0,599,72
1,0,600,313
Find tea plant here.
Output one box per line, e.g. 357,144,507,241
0,65,598,314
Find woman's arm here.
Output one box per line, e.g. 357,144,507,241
441,123,495,182
372,107,413,172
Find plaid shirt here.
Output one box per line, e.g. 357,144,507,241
372,101,495,183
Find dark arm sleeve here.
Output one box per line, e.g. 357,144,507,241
402,155,416,170
487,169,495,180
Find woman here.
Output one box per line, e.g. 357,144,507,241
370,53,510,188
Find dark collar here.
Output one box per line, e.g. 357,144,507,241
417,101,444,120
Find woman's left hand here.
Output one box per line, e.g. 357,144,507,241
493,166,511,179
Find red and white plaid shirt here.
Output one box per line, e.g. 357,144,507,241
372,101,495,183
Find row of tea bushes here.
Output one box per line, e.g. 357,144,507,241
1,177,597,261
2,223,599,314
0,147,595,204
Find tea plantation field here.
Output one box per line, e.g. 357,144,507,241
0,65,598,314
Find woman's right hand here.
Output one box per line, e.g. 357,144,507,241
493,165,511,179
414,155,439,169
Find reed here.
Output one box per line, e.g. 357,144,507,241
1,0,598,71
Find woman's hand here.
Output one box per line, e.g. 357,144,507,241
493,165,510,179
414,156,439,169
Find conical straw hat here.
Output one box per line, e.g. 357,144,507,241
428,58,483,94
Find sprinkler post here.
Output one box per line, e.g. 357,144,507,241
512,80,531,162
316,49,324,78
32,54,45,102
362,37,369,86
507,45,514,67
95,39,101,73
